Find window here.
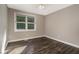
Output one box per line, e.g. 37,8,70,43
27,16,35,30
14,12,36,32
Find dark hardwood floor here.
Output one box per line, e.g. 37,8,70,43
6,37,79,54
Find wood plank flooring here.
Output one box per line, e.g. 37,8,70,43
6,37,79,54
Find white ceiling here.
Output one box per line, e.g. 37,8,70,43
7,4,72,15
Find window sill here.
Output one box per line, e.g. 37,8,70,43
14,29,36,32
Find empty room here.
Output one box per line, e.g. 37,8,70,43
0,4,79,54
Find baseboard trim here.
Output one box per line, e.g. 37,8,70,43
45,35,79,48
8,35,79,48
8,35,45,43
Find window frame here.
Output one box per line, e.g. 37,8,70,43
14,12,36,32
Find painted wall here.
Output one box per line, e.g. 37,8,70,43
0,4,7,52
45,5,79,46
7,8,45,42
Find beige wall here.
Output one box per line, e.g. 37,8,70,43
45,5,79,46
7,8,45,42
0,4,7,52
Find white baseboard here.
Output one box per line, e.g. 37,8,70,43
45,35,79,48
8,35,79,48
8,35,45,43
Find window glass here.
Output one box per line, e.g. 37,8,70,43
17,23,26,29
27,24,34,29
27,16,34,23
15,13,36,31
16,16,26,22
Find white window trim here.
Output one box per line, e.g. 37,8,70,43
14,12,36,32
